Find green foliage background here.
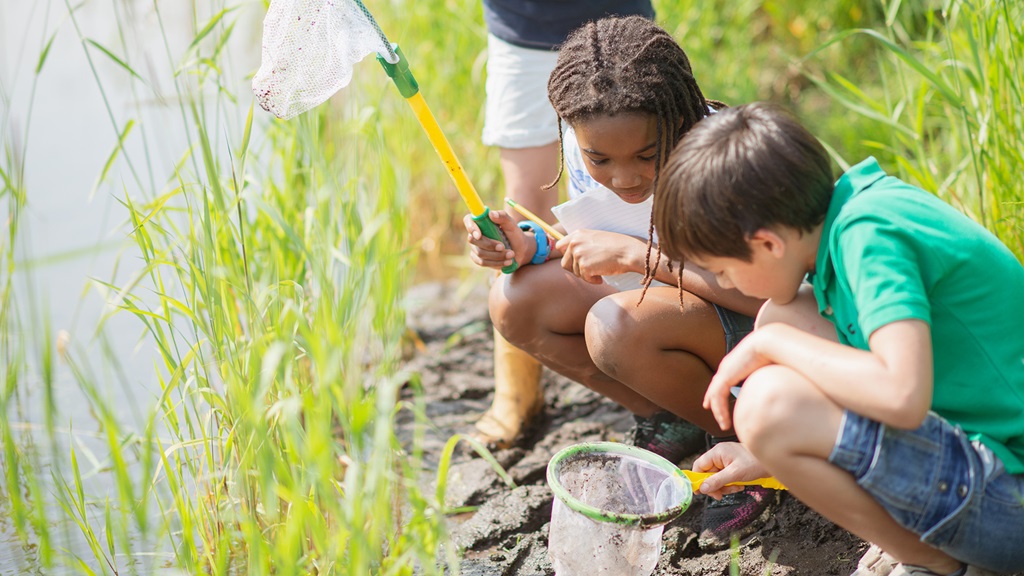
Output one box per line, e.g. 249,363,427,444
370,0,1022,268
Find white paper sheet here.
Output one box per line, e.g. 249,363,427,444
551,186,667,292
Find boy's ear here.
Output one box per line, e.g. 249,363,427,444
748,228,788,259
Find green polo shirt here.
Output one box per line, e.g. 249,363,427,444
810,157,1024,474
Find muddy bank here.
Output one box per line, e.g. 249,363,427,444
397,281,871,575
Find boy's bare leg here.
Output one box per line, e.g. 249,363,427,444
585,286,732,436
735,293,964,575
474,143,559,447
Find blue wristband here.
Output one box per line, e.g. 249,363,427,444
518,220,549,265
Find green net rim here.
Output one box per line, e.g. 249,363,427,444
546,442,693,528
352,0,398,63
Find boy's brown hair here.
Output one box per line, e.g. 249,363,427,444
654,102,834,263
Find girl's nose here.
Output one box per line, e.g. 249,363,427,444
611,170,642,189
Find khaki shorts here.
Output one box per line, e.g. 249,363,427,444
481,34,560,149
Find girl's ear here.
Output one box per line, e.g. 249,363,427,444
748,228,788,259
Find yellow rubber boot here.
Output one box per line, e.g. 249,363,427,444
473,328,544,449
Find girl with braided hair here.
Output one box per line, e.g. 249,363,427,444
472,0,656,478
464,15,777,549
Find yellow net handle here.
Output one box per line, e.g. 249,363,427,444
405,92,486,216
682,469,788,492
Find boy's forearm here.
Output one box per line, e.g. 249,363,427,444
752,321,933,429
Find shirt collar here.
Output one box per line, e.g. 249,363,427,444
811,157,887,308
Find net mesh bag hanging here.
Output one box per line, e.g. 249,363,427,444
252,0,396,119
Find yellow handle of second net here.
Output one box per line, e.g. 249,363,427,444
505,198,564,240
405,92,486,217
681,469,788,493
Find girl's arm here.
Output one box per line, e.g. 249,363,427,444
555,230,763,314
651,256,764,317
705,319,933,432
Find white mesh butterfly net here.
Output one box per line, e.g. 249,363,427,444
253,0,396,119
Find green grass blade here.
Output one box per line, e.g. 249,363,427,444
85,39,147,84
89,119,135,200
187,7,237,54
36,33,58,74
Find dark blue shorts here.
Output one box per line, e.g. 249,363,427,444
712,304,754,353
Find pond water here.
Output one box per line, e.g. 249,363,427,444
1,2,263,572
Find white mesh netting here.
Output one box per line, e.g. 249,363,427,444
252,0,393,119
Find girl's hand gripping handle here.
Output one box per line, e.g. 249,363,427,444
472,208,519,274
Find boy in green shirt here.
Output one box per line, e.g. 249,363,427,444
652,102,1024,575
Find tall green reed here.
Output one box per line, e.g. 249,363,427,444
1,8,59,566
803,0,1024,258
4,1,455,573
97,8,453,575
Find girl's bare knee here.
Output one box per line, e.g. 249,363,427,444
584,295,632,376
489,274,543,344
587,295,634,335
488,278,513,331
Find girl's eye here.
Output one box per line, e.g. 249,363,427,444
588,157,608,166
639,155,656,162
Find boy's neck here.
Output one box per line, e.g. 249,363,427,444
800,223,824,275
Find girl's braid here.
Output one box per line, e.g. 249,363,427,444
545,16,718,307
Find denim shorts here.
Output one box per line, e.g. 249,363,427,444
712,304,755,353
481,35,560,148
829,410,1024,572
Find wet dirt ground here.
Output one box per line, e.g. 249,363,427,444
397,281,1012,576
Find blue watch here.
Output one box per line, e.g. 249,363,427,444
518,220,549,265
